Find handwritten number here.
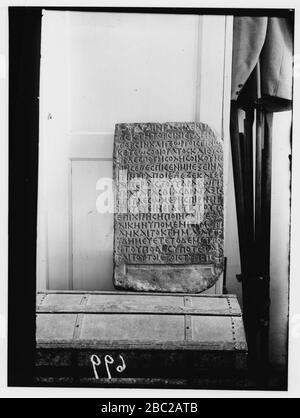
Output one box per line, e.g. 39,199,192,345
90,354,101,379
116,355,126,373
90,354,126,379
104,355,114,380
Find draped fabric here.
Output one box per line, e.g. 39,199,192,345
231,16,293,111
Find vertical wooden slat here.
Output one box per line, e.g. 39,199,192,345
73,294,89,340
230,102,248,275
39,11,71,290
261,112,273,277
230,103,256,364
222,16,233,298
258,112,273,368
255,108,263,245
184,315,193,341
255,105,264,274
244,109,255,250
195,16,203,123
184,296,193,341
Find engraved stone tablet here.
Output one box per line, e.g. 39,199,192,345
113,122,223,293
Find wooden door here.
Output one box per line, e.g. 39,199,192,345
37,11,233,291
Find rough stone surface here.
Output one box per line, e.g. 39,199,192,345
113,122,224,293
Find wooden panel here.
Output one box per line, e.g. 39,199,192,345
191,296,229,309
41,293,84,306
37,305,242,316
38,11,71,290
72,160,114,290
35,347,248,387
36,293,45,306
37,290,238,296
88,293,182,306
231,316,248,350
192,316,233,342
198,15,227,135
36,339,244,352
35,290,248,386
37,292,242,316
191,295,240,316
37,314,77,340
35,291,247,358
34,377,249,388
80,314,185,341
69,133,114,159
69,12,199,133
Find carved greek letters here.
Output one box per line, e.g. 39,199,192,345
113,122,224,292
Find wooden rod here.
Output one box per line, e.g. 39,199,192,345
261,112,273,277
230,103,257,362
230,102,248,275
243,108,255,275
258,111,273,369
255,105,264,274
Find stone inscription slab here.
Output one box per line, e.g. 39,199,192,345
113,122,223,293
